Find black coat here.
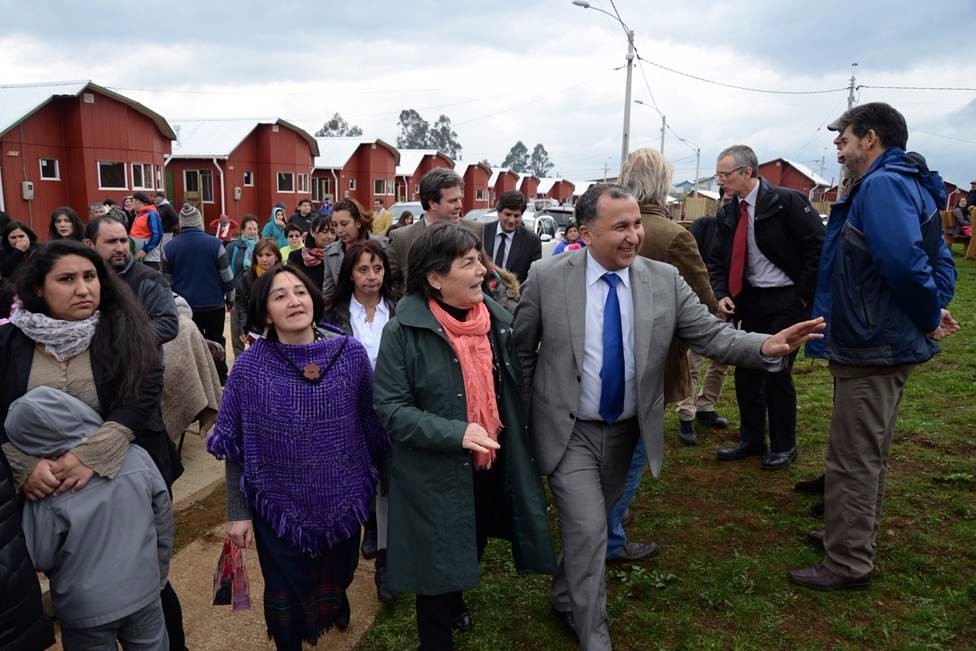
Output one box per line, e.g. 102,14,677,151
483,222,542,284
0,324,182,487
708,178,825,303
688,214,721,275
0,456,55,650
157,201,179,234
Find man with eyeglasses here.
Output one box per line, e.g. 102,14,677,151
707,145,825,471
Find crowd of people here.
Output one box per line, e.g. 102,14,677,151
0,101,963,651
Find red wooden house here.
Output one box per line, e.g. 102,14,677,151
394,149,454,202
488,168,519,206
165,118,318,222
458,162,492,214
758,158,831,198
519,174,540,200
312,137,399,208
538,178,575,204
0,81,175,237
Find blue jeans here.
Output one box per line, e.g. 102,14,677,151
606,438,646,558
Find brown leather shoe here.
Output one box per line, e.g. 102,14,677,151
788,563,872,591
805,530,824,549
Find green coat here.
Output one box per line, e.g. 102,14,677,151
373,293,556,595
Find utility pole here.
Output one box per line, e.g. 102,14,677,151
693,148,700,196
603,158,609,182
659,115,666,154
847,62,858,110
620,29,635,174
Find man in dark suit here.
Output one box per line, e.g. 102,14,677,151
483,191,542,284
708,145,825,470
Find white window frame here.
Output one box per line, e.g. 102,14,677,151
132,162,153,190
277,171,295,193
97,161,128,190
39,158,60,181
349,178,357,190
243,170,254,187
184,169,200,194
297,173,309,194
374,178,387,195
475,188,485,201
155,165,163,190
200,169,214,203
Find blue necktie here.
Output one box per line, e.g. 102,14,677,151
599,272,625,424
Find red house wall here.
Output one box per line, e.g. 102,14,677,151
461,166,491,214
519,177,538,200
343,143,396,207
495,171,517,198
405,154,453,203
758,160,814,195
254,124,314,215
548,181,575,204
1,91,170,237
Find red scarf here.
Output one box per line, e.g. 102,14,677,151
301,247,325,267
427,299,501,470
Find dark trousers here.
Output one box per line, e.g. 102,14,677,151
191,306,228,382
415,467,496,651
160,582,186,650
734,284,807,453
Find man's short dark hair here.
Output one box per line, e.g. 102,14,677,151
574,184,632,227
132,191,151,205
405,222,481,299
84,215,127,242
285,223,303,236
827,102,908,150
419,168,463,211
153,190,166,199
298,198,311,207
495,190,526,213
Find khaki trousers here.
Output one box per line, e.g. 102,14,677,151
675,349,729,421
823,362,914,578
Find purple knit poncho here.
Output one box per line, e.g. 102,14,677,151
207,333,389,556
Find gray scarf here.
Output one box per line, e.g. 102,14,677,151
10,305,100,362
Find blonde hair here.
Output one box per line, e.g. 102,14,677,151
619,148,674,208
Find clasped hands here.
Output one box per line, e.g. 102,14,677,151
23,452,95,501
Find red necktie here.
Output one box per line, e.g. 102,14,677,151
728,200,749,298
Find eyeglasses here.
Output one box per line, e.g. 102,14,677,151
716,166,747,180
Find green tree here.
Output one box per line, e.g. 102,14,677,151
396,109,431,148
315,112,363,137
530,143,554,177
429,114,462,159
501,141,530,173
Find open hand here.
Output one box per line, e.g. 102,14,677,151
927,309,960,341
462,423,500,455
760,317,826,357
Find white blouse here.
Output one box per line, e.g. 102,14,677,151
349,296,390,368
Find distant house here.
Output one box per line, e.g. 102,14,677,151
0,80,175,236
457,162,492,214
571,180,598,201
394,149,454,202
518,173,540,200
538,178,575,204
488,167,519,205
166,118,318,221
312,137,398,208
758,158,831,199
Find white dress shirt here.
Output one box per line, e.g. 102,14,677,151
494,228,514,269
349,296,390,369
577,251,637,422
741,181,793,288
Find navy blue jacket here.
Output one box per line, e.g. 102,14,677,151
163,227,235,311
807,148,957,365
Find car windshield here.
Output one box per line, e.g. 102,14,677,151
391,202,422,222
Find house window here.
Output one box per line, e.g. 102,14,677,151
184,170,199,193
277,171,295,193
155,165,162,190
98,161,127,189
243,171,254,187
414,184,420,196
132,163,153,190
374,179,387,195
297,173,309,194
349,178,357,190
200,170,214,203
475,188,485,201
39,159,60,181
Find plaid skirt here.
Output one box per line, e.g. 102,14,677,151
252,516,360,650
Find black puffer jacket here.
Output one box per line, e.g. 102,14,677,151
0,457,55,651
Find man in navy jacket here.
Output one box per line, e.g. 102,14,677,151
790,102,958,591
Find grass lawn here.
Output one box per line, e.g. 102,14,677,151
361,250,976,651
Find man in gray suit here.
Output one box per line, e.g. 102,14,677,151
513,184,824,650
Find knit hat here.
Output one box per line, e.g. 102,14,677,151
179,203,203,229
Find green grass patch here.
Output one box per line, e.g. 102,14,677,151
360,252,976,650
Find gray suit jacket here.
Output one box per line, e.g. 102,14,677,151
512,249,779,477
388,218,485,289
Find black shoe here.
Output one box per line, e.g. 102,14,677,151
696,410,729,428
794,474,826,494
621,508,634,527
761,447,798,470
806,530,824,549
716,441,766,461
335,593,350,630
451,610,472,633
374,550,399,605
551,607,578,639
810,500,825,518
361,513,377,560
678,420,697,445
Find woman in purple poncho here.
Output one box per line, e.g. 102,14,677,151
207,265,389,650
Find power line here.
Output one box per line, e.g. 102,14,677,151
858,84,976,92
107,85,451,96
912,129,976,146
635,54,848,95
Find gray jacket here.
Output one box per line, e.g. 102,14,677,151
4,387,172,629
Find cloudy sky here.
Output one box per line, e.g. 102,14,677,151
3,0,975,187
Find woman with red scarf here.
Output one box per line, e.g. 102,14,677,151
288,215,335,291
373,223,555,651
